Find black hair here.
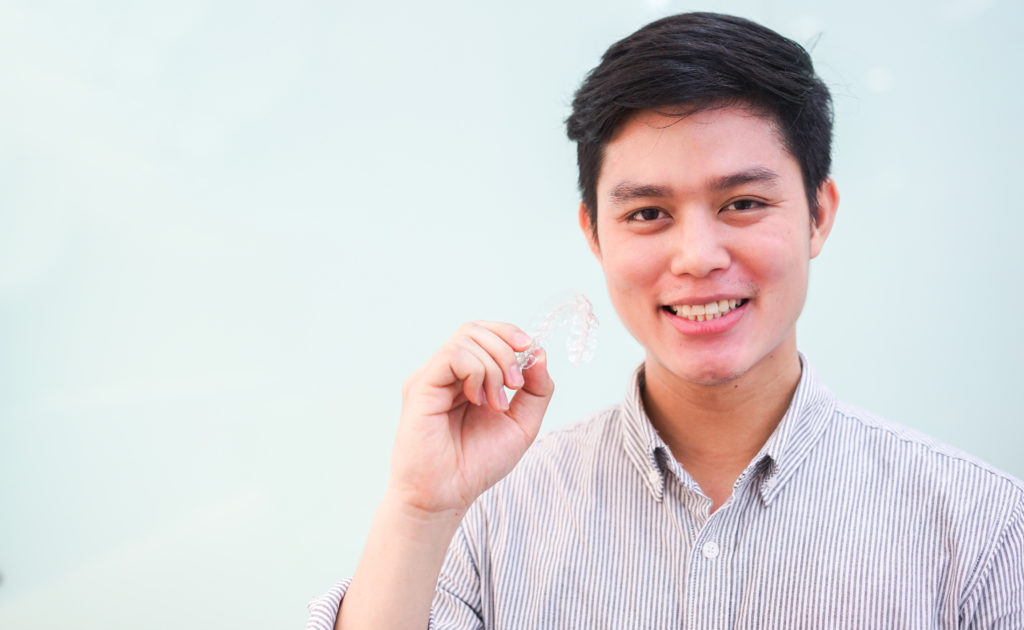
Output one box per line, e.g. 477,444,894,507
566,12,833,233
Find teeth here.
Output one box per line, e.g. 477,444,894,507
669,299,745,322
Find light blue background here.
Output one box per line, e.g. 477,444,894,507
1,0,1021,627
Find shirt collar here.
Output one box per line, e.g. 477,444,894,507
619,354,836,505
620,364,670,501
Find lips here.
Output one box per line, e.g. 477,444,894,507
663,298,748,322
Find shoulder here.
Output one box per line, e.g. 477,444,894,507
825,399,1024,542
528,404,624,458
470,403,630,509
457,403,628,543
504,402,626,486
831,399,1023,493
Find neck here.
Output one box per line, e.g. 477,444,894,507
641,345,802,506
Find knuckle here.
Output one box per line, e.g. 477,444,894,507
454,322,477,338
442,339,466,358
489,364,505,385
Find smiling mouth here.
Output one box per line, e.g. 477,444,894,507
663,299,748,322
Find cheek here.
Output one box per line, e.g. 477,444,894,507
746,225,809,282
758,248,799,285
747,234,811,320
600,240,665,294
598,243,665,343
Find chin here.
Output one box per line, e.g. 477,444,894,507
683,365,746,387
652,353,749,388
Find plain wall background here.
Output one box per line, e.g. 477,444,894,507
1,0,1021,627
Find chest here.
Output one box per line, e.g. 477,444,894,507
477,476,965,629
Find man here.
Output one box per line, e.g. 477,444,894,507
309,12,1023,629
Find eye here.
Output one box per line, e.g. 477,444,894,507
626,207,667,222
723,199,765,212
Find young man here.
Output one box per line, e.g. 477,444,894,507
310,13,1023,629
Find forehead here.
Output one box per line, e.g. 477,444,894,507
598,106,798,196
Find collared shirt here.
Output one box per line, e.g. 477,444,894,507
307,358,1024,629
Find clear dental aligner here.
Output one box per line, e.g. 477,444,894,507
516,291,599,370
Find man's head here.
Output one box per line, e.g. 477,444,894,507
566,12,839,389
566,12,833,235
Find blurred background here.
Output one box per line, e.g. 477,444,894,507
1,0,1021,627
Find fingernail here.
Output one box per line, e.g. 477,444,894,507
509,365,524,388
478,386,486,405
512,332,532,348
498,389,509,410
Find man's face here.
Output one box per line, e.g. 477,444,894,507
582,106,836,388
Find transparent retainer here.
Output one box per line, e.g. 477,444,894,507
516,290,599,370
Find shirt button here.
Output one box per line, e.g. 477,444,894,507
648,470,661,486
701,541,720,559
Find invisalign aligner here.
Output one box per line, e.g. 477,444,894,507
516,290,599,370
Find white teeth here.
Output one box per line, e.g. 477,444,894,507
669,298,745,322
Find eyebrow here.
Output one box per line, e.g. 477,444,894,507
608,182,673,205
607,167,781,205
708,167,780,191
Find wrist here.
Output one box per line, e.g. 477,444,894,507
378,488,466,544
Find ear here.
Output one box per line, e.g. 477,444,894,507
578,202,602,261
809,178,839,259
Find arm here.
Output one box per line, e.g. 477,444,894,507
336,322,555,630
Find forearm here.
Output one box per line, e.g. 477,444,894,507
336,490,465,630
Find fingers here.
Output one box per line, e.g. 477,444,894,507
450,337,507,409
445,341,492,407
418,321,534,412
460,323,529,409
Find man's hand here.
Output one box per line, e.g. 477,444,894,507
387,321,555,517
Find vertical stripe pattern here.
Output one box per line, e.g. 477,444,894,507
307,356,1024,629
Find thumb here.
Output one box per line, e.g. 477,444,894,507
507,349,555,441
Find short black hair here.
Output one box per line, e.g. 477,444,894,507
566,12,833,233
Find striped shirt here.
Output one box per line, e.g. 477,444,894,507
307,357,1024,629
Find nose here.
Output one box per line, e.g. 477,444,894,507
668,210,731,278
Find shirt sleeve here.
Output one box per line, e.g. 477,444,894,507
303,522,485,630
431,523,486,629
305,579,351,630
961,493,1024,629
